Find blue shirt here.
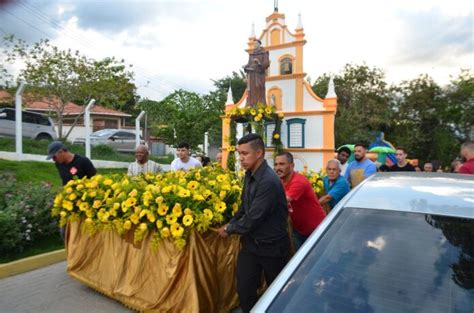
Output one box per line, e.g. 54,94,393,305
323,175,350,209
344,159,377,188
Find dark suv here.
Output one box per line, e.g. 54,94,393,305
0,108,58,140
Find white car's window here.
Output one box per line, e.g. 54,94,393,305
267,208,474,313
92,129,114,137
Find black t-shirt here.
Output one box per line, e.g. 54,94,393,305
389,163,416,172
56,154,97,185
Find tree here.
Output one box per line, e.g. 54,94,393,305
141,89,222,150
312,63,393,146
1,35,138,139
211,70,247,104
390,74,468,166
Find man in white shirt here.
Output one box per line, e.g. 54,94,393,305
127,144,163,176
170,142,202,171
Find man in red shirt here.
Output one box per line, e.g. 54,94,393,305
274,152,326,250
459,141,474,174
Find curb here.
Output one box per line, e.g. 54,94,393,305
0,249,66,279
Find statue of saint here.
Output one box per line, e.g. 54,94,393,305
244,39,269,107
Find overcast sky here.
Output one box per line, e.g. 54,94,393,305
0,0,472,100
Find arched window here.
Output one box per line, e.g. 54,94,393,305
280,58,293,75
264,121,275,147
287,118,306,148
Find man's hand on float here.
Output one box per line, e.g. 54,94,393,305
217,224,229,238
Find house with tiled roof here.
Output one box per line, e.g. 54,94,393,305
0,90,133,141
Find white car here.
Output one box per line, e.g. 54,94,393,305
252,172,474,313
0,108,57,140
73,129,146,153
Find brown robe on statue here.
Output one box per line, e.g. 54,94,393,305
244,44,270,107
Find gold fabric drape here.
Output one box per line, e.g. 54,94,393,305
66,222,240,312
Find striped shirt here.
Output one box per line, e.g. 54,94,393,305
127,160,163,176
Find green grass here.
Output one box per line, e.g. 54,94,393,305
0,235,64,264
0,159,127,189
0,137,173,163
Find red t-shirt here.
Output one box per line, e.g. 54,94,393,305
459,158,474,174
283,172,326,236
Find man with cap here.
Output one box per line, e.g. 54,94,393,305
47,141,96,186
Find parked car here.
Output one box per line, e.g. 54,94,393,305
0,108,57,140
73,129,146,153
252,172,474,313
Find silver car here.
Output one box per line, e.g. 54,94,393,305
0,108,57,140
252,172,474,313
73,129,145,153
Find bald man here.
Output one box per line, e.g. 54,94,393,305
127,144,163,176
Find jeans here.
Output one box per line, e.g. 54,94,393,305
292,229,308,251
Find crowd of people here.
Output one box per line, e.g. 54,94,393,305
46,136,473,313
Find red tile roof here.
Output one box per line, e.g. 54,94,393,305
27,99,131,117
0,90,131,117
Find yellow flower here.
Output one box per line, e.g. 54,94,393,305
184,208,192,215
187,180,200,190
125,197,137,207
216,174,226,182
121,179,130,187
193,194,205,201
215,202,227,213
128,189,138,198
158,204,169,216
111,182,120,190
53,195,62,206
139,223,148,231
147,212,156,223
171,223,184,238
254,116,261,122
161,227,170,238
123,220,132,230
68,193,77,201
156,220,163,229
273,133,280,139
104,179,113,186
90,180,99,188
203,209,213,220
162,186,172,194
62,200,73,211
60,211,67,217
88,191,97,198
177,189,191,198
258,108,264,114
208,180,216,186
278,112,284,119
130,213,140,224
250,108,257,116
219,190,227,199
182,214,193,226
85,217,93,224
203,189,212,198
66,187,73,194
172,204,183,217
166,214,178,225
113,202,120,210
79,202,89,211
76,184,84,191
155,196,164,204
265,107,273,114
93,200,102,209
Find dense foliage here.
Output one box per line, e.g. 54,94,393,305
0,174,58,255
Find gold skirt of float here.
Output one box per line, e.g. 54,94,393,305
65,221,240,312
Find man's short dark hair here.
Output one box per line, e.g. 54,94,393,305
354,143,368,149
396,147,407,154
237,133,265,152
177,142,190,149
276,151,294,163
337,146,351,155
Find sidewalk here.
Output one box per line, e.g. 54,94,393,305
0,262,132,313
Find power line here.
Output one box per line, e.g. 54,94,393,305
16,2,187,96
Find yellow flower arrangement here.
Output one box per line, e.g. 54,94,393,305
302,170,326,198
227,103,283,123
51,165,242,249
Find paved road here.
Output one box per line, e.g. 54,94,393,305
0,262,243,313
0,262,133,313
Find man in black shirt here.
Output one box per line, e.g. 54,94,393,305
47,141,96,240
389,147,415,172
218,133,290,313
47,141,97,185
